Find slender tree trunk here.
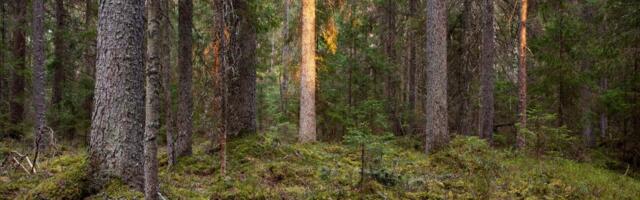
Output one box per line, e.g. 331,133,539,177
214,0,228,176
83,0,97,126
381,0,402,135
408,0,418,135
479,0,495,141
90,0,145,191
299,0,317,143
280,0,290,115
599,78,608,139
176,0,193,157
32,0,49,153
144,0,162,198
9,0,26,139
161,0,177,168
0,1,5,116
425,0,448,154
516,0,528,149
52,0,67,109
458,0,473,136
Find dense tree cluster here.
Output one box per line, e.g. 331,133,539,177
0,0,638,198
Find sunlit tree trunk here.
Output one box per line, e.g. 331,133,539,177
8,0,26,139
299,0,317,143
90,0,145,191
425,0,448,154
176,0,193,157
32,0,49,152
479,0,495,141
517,0,528,149
144,0,163,198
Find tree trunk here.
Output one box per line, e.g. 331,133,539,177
599,78,608,139
52,0,68,137
408,0,418,135
0,1,6,118
9,0,26,139
90,0,145,191
517,0,528,149
52,0,67,110
381,0,402,136
280,0,290,116
479,0,495,141
425,0,448,154
32,0,49,153
176,0,193,158
161,0,177,168
457,0,474,136
144,0,162,198
83,0,97,126
299,0,317,143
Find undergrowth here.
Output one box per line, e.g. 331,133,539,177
1,133,639,199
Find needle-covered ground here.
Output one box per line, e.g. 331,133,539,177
1,133,639,199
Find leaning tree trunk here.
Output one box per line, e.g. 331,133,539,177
299,0,317,143
479,0,495,141
425,0,448,154
176,0,193,158
9,0,26,139
517,0,528,149
144,0,162,198
32,0,49,153
90,0,145,191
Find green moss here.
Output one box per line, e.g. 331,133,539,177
21,155,90,200
85,180,143,200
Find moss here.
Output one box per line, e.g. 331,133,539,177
85,180,143,200
21,155,90,200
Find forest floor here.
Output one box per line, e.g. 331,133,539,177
1,132,640,199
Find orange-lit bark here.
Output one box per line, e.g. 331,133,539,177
517,0,528,149
299,0,316,143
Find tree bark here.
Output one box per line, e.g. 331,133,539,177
517,0,528,149
299,0,317,143
176,0,193,157
144,0,162,198
407,0,418,135
83,0,97,124
52,0,67,110
280,0,290,116
90,0,145,191
161,0,177,168
32,0,49,153
457,0,474,136
0,1,6,117
425,0,448,154
8,0,26,139
479,0,495,141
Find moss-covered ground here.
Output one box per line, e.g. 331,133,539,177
1,133,639,199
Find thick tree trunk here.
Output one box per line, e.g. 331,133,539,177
299,0,317,143
144,0,162,198
9,0,26,139
32,0,49,152
517,0,528,149
90,0,145,191
176,0,193,157
479,0,495,141
234,0,257,136
425,0,448,154
457,0,474,136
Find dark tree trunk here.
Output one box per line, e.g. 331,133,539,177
32,0,49,152
176,0,193,157
144,0,162,198
407,0,418,135
479,0,495,141
0,1,5,117
8,0,26,139
52,0,67,110
457,0,474,136
90,0,145,191
425,0,448,154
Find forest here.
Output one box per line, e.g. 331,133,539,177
0,0,639,199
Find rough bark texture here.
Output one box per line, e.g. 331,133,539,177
457,0,474,136
299,0,317,143
177,0,193,158
221,0,257,137
8,0,26,139
83,0,97,121
32,0,49,152
280,0,290,116
214,0,228,177
407,0,418,135
425,0,448,154
0,1,6,117
479,0,495,141
90,0,145,191
381,0,402,136
144,0,162,198
517,0,528,149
